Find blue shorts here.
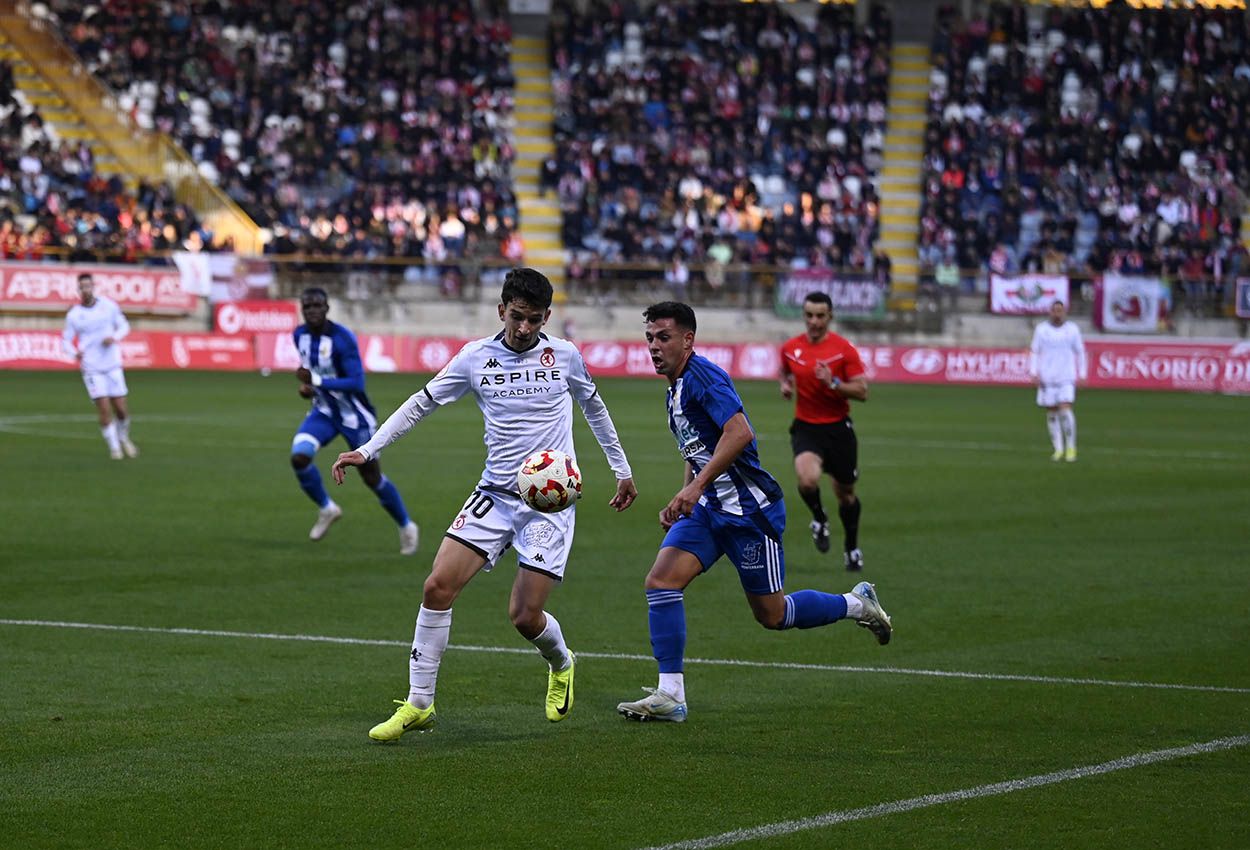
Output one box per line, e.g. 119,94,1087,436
291,410,374,457
661,500,787,596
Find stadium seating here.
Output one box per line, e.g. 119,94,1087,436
547,0,892,289
920,2,1249,312
0,57,201,261
45,0,521,260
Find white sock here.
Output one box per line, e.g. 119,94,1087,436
1046,413,1062,453
529,611,571,671
101,422,120,451
407,605,452,709
843,593,864,620
116,417,130,441
1060,409,1076,449
659,672,685,703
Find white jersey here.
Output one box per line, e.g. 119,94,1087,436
1029,320,1087,385
357,332,632,489
63,296,130,373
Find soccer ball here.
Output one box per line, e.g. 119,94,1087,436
517,449,582,513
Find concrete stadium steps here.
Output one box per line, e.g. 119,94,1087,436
0,33,121,172
510,33,567,293
880,41,930,312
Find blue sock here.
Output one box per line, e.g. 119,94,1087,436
295,463,329,508
781,590,848,630
372,475,410,526
646,589,686,673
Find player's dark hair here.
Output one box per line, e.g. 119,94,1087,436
77,272,92,283
500,267,553,310
803,292,833,309
301,287,329,303
643,301,697,333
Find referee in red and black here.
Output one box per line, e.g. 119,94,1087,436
779,292,869,571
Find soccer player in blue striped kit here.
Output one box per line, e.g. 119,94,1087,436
290,287,419,555
616,302,894,723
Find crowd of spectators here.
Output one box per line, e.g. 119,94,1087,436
46,0,522,262
920,2,1249,312
546,0,892,294
0,59,203,263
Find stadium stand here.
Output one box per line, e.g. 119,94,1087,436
42,0,521,263
0,55,202,262
546,0,893,295
919,2,1249,314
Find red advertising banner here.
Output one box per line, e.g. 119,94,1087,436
0,261,199,314
5,331,1248,394
213,300,299,335
0,330,254,370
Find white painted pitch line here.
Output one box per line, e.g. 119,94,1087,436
3,619,1248,695
634,734,1250,850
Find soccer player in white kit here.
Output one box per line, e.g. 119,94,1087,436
332,268,638,741
62,273,139,460
1029,300,1087,462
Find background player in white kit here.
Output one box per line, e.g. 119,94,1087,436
62,273,138,460
332,268,637,741
1029,300,1087,462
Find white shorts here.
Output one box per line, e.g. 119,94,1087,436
83,368,128,400
445,486,576,581
1036,382,1075,408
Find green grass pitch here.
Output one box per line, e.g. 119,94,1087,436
1,370,1247,849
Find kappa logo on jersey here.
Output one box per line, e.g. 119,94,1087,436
532,553,546,563
484,357,502,369
540,347,556,367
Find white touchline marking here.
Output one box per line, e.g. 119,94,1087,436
2,619,1247,695
634,735,1250,850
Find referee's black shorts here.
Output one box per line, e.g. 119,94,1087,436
789,418,858,484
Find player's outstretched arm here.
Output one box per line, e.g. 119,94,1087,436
609,477,637,512
331,451,366,484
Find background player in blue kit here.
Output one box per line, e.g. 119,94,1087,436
616,302,894,723
290,287,419,555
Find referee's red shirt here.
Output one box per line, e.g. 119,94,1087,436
781,332,865,424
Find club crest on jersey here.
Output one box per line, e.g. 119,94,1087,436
740,542,763,568
540,347,556,367
523,521,558,547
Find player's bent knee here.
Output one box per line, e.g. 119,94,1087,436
508,604,543,635
754,609,785,630
422,575,458,609
644,571,682,591
290,452,313,470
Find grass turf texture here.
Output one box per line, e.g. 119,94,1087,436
1,370,1247,849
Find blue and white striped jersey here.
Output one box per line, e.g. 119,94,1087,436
666,353,783,516
294,320,378,433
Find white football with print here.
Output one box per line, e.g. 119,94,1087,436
517,449,583,514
